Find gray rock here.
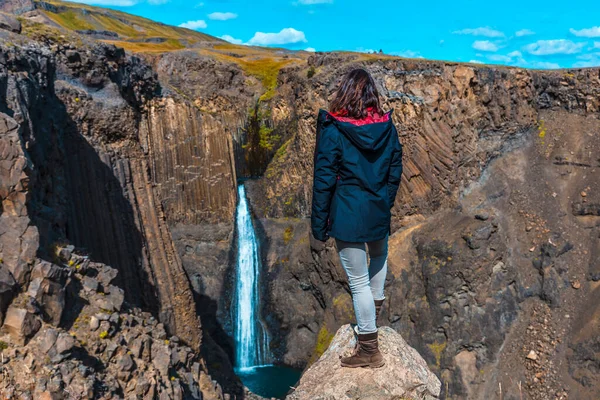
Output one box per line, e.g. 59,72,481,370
55,332,75,355
288,325,441,400
27,261,68,324
0,264,17,324
92,285,124,312
39,328,59,353
82,276,98,292
117,352,135,372
2,305,41,345
0,12,21,33
151,342,171,378
56,245,75,262
97,265,118,287
0,0,35,15
89,316,100,330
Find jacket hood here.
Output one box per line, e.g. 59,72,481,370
326,109,394,152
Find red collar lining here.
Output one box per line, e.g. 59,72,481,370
328,109,390,126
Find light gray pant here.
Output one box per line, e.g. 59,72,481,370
335,235,388,334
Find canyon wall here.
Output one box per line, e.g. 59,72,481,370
0,39,202,350
240,57,600,399
142,47,599,399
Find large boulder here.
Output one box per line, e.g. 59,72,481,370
0,0,34,15
27,260,69,325
288,325,442,400
2,305,41,345
0,12,21,33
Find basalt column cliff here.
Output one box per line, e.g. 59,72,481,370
0,2,599,399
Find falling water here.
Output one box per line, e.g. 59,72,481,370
234,184,270,370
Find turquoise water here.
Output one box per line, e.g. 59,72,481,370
236,365,303,399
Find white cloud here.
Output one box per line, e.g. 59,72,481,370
515,29,535,37
305,47,316,52
297,0,333,4
179,20,207,30
469,60,484,64
147,0,169,4
487,54,512,62
208,12,238,21
524,39,585,55
220,35,243,44
194,2,204,7
453,27,504,38
472,40,499,52
573,52,600,67
593,41,600,49
484,50,526,66
247,28,307,46
392,50,424,58
573,60,598,68
570,27,600,38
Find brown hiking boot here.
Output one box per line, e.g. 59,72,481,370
374,299,384,324
340,331,385,368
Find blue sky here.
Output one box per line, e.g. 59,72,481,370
71,0,600,69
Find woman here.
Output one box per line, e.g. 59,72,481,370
311,68,403,368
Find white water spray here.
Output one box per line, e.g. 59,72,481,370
234,184,270,370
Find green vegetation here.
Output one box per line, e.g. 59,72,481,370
99,331,109,339
45,10,94,31
237,58,290,101
309,326,335,364
427,340,447,368
36,0,218,53
103,39,185,54
283,226,294,244
243,104,280,151
307,65,316,78
21,20,70,44
538,119,547,138
0,341,7,351
333,294,355,321
91,13,140,37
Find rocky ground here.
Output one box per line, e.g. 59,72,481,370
288,324,441,400
1,248,228,399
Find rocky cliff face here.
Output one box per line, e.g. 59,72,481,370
0,29,244,398
142,45,600,400
240,57,600,399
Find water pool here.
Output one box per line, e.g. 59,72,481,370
236,365,303,399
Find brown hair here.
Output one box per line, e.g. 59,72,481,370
329,68,383,119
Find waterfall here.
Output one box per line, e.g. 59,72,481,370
234,184,270,370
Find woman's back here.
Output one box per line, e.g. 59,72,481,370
312,108,402,242
311,69,402,243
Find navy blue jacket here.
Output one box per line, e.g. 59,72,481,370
311,109,403,242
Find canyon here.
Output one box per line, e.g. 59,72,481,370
0,1,599,399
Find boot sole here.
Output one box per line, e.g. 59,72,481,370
340,360,385,369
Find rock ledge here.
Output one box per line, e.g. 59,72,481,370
288,324,441,400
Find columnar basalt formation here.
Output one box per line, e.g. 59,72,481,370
0,39,201,350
